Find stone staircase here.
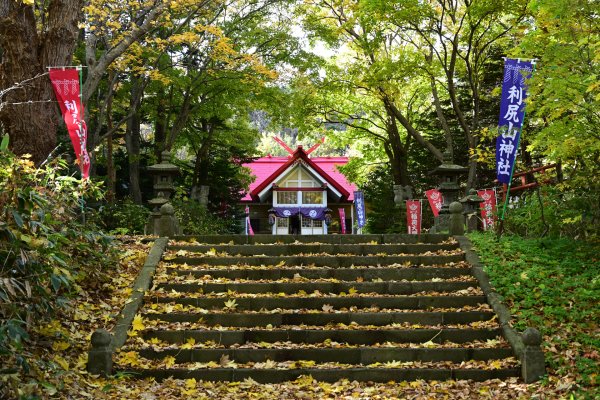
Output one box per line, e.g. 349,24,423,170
116,234,520,382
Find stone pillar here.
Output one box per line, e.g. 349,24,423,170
198,185,209,208
448,201,465,235
157,203,180,237
521,327,546,383
87,329,113,377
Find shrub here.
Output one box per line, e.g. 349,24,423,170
0,139,116,377
503,186,600,239
99,199,150,235
171,198,239,235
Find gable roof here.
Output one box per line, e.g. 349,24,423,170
241,147,357,202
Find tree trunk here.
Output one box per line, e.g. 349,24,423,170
154,88,167,160
192,120,215,189
125,80,143,204
106,85,116,203
0,0,81,164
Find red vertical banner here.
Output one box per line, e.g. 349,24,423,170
406,200,422,235
478,189,497,230
339,208,346,234
425,189,443,217
49,68,90,179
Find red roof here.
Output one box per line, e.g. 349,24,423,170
241,147,357,202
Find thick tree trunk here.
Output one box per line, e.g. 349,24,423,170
0,0,81,164
125,80,143,204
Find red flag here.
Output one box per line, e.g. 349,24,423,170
406,200,422,235
49,68,90,179
478,189,497,230
425,189,443,217
339,208,346,234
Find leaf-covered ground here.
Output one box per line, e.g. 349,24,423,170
3,235,598,399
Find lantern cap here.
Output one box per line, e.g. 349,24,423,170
148,150,179,174
459,188,485,203
429,151,469,175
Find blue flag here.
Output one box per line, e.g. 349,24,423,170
354,191,366,228
496,59,533,184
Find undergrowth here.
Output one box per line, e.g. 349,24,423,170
469,232,599,397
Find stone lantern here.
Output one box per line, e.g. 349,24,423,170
460,188,485,232
148,150,179,201
145,150,180,235
429,151,468,232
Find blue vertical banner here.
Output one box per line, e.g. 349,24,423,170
496,59,533,184
354,191,366,228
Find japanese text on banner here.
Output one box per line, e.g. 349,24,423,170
496,59,533,184
406,200,422,235
354,191,366,228
48,68,90,179
425,189,443,217
477,189,497,230
339,208,346,234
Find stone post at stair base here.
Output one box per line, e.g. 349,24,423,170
448,201,465,235
87,329,113,377
157,203,180,237
521,327,546,383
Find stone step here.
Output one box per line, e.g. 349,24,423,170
134,347,514,364
121,366,521,383
168,243,459,256
143,328,503,345
149,295,488,310
168,254,465,268
143,311,496,327
154,281,478,295
172,234,453,245
165,267,472,281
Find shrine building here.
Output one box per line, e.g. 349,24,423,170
241,146,358,235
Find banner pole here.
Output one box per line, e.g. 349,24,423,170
499,61,537,225
77,66,86,225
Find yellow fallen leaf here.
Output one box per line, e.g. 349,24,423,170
54,355,69,371
52,340,70,351
164,355,176,368
132,315,145,331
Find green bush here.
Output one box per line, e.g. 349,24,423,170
99,199,150,235
171,198,239,235
0,141,116,377
503,186,600,239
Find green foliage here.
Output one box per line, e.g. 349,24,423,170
520,0,600,193
503,186,600,239
0,146,116,374
359,166,405,234
469,232,600,389
100,199,150,235
171,199,239,235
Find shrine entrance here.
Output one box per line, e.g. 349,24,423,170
271,164,328,235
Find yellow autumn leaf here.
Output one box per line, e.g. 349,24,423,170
185,378,197,389
54,355,69,371
182,337,196,349
132,315,145,331
164,355,176,368
52,341,70,351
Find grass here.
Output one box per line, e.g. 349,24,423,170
469,232,600,396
